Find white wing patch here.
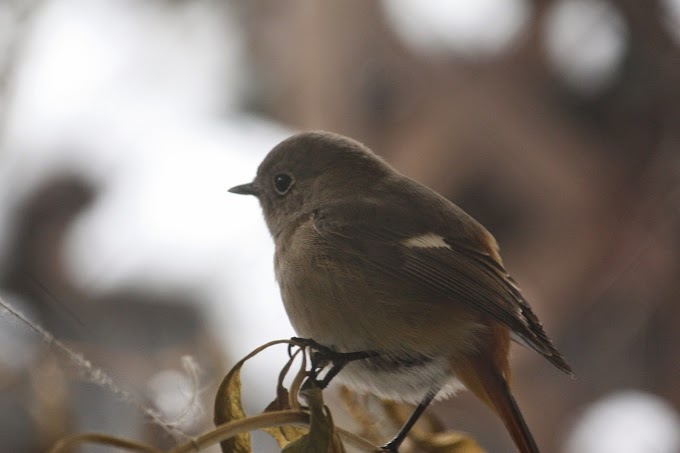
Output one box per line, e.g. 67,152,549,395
402,233,451,249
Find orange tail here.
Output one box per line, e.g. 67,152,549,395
456,356,540,453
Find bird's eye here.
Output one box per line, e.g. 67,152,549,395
274,173,293,195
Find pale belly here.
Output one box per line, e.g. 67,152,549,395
335,354,466,405
276,260,475,404
275,220,480,403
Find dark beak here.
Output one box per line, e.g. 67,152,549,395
228,182,259,196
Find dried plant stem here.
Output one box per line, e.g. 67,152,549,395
170,410,378,453
289,349,307,410
0,295,190,441
47,433,162,453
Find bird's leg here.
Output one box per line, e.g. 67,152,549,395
381,386,439,452
291,337,379,388
290,337,336,358
315,348,383,388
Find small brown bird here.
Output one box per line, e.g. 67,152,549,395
229,131,572,452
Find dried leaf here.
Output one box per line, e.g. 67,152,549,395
214,340,293,453
382,399,485,453
341,387,484,453
411,431,485,453
382,399,442,434
338,386,383,444
283,381,344,453
262,390,309,447
259,347,309,447
214,361,250,453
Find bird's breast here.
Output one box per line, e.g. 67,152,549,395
274,218,485,357
275,219,389,349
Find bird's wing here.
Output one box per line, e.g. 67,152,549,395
312,202,573,375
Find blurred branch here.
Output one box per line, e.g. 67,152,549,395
0,293,193,442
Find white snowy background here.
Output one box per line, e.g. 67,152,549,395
1,1,679,452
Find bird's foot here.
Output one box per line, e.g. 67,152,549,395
290,337,379,364
380,440,400,452
290,337,380,388
290,337,337,359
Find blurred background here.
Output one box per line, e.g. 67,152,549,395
1,0,679,452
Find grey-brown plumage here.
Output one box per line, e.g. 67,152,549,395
229,131,572,453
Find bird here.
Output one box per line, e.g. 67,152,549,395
229,131,573,452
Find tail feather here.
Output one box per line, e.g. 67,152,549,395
456,357,540,453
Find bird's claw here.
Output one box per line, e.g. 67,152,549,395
380,442,399,452
290,337,381,388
